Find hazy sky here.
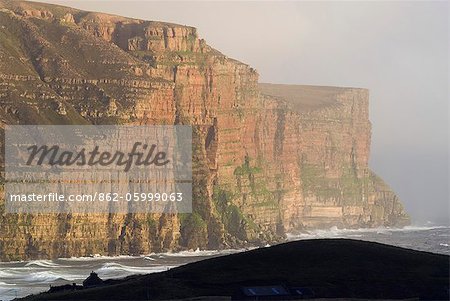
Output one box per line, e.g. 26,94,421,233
34,1,449,225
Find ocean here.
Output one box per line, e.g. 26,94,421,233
0,225,448,300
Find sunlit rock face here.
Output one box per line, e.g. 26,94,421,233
0,0,409,261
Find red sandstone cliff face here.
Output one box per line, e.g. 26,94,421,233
0,1,409,260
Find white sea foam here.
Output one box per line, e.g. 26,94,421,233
96,262,175,278
23,271,80,283
400,225,448,231
101,262,175,272
286,225,449,240
58,254,137,262
0,269,28,279
25,260,68,268
0,268,86,283
59,246,250,262
146,247,246,258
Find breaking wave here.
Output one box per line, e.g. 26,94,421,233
96,262,175,277
25,260,68,268
58,255,137,262
286,225,449,240
149,248,245,258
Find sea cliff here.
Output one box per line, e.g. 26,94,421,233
0,0,409,260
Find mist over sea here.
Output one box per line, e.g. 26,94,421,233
1,225,448,300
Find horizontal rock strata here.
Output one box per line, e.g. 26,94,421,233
0,0,409,260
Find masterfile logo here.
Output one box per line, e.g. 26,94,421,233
25,142,171,172
4,125,192,214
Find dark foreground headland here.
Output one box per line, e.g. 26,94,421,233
18,239,449,301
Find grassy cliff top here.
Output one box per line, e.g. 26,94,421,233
259,83,368,112
0,0,195,29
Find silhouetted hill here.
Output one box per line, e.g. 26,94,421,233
19,239,449,300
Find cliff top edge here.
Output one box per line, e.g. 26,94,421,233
0,0,196,29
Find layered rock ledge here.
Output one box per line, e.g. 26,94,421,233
0,0,409,260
